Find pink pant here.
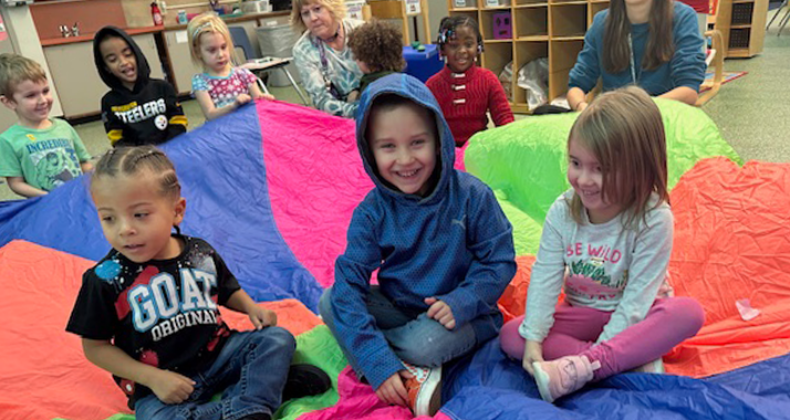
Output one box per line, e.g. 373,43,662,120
500,297,705,381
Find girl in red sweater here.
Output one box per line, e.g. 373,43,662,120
426,16,514,147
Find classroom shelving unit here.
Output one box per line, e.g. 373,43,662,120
447,0,609,113
713,0,768,58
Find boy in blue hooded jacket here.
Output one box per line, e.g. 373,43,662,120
319,74,516,416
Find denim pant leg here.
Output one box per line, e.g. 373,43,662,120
319,286,477,372
383,313,477,368
214,327,296,420
135,391,222,420
135,327,296,420
319,286,414,378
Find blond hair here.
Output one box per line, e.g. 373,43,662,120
290,0,347,33
0,53,47,97
568,86,669,227
186,12,237,68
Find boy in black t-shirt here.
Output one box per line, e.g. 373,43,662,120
67,146,329,420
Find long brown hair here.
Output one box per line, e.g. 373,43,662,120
603,0,675,73
568,86,668,227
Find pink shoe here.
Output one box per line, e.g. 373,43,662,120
532,355,600,403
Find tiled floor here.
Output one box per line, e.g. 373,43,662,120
2,14,789,201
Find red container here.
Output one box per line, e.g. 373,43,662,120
151,2,163,26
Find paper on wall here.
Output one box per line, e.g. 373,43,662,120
405,0,421,14
345,0,365,20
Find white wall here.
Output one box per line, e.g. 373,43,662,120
427,0,448,42
0,4,64,124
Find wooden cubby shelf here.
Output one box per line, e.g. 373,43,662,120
516,7,548,38
716,0,767,58
550,4,587,38
513,41,548,106
481,8,515,40
447,0,609,113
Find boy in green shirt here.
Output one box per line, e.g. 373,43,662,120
0,53,92,198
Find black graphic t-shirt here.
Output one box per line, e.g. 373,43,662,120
66,236,241,406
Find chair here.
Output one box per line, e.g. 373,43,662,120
767,0,790,36
696,0,727,106
228,26,308,104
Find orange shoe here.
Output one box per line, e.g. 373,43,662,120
403,363,442,416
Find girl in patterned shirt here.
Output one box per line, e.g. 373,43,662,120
187,12,273,120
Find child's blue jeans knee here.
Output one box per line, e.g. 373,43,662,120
134,326,295,420
320,286,477,373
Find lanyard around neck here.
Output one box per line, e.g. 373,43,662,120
628,33,638,85
313,21,345,87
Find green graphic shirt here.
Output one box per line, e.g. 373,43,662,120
0,119,91,192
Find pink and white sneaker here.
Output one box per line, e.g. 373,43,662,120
403,362,442,416
631,358,665,374
532,355,600,403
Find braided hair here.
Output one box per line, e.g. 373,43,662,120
436,15,483,55
91,146,181,200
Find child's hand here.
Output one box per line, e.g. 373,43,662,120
261,93,275,100
375,370,412,407
235,93,252,107
149,369,195,404
425,297,456,329
248,306,277,329
523,340,544,377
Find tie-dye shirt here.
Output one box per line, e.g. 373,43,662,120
292,18,364,117
192,67,257,109
520,190,674,344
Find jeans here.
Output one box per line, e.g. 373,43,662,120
135,326,296,420
319,286,477,379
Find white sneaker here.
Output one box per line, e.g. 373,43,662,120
402,362,442,416
533,355,600,403
631,358,665,374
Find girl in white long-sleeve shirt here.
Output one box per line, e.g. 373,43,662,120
500,86,705,403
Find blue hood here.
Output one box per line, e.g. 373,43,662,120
355,73,455,204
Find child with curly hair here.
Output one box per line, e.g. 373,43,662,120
347,19,405,100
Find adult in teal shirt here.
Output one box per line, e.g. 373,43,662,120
567,0,706,111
